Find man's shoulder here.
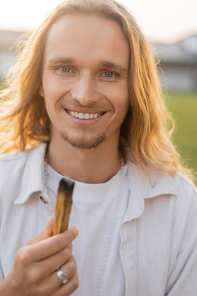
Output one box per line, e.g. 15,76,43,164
174,171,197,201
0,148,35,178
0,150,30,210
0,143,46,204
175,170,195,186
0,149,31,163
0,143,46,185
0,148,29,187
0,143,46,165
126,160,197,199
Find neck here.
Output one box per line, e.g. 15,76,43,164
47,135,122,184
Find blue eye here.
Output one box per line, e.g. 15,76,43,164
61,67,71,72
104,71,114,77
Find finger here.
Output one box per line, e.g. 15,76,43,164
26,227,78,262
36,242,73,278
59,256,77,282
27,216,54,246
29,270,78,296
33,255,77,295
37,256,78,296
57,272,79,296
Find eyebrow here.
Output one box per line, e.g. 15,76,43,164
47,57,128,73
98,60,128,73
47,57,76,65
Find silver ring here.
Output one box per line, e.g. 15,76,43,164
56,269,68,284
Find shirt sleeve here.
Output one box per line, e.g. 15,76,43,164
165,187,197,295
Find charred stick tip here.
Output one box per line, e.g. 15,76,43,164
59,178,75,193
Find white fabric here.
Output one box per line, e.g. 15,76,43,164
47,162,129,296
0,143,197,296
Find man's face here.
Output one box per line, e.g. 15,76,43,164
40,14,129,149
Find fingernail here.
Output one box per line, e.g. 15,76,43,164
74,227,79,236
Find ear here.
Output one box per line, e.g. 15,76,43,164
39,84,44,97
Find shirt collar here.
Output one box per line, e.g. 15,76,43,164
14,143,47,204
122,161,177,223
128,161,177,198
14,143,177,205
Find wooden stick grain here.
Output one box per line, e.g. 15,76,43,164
53,178,74,235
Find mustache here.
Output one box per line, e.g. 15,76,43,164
57,98,113,111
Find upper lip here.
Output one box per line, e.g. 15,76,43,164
65,108,106,115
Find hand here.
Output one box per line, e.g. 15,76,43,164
4,217,79,296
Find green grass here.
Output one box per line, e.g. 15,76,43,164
166,92,197,179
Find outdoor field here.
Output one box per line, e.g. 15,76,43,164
0,80,197,182
166,92,197,182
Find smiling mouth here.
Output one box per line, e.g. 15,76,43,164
66,110,105,120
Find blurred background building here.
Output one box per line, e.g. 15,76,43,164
0,30,23,79
0,29,197,91
155,35,197,91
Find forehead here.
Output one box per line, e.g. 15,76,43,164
44,14,129,65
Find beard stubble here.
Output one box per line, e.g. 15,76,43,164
60,126,107,149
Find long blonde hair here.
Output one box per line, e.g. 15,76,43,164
0,0,193,180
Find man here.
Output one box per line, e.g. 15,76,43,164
0,0,197,295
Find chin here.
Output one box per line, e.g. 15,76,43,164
60,131,106,149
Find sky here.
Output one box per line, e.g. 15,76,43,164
0,0,197,43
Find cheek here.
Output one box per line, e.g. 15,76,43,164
42,89,58,118
114,89,129,115
42,85,64,114
39,85,44,97
43,98,53,121
116,95,129,125
42,72,68,100
120,86,129,113
120,101,129,123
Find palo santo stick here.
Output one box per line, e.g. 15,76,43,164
53,178,74,235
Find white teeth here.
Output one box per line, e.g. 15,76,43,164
67,111,101,120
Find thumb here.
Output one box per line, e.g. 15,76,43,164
26,216,54,245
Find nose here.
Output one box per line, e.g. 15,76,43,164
70,72,99,106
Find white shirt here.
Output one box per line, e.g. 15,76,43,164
0,143,197,296
47,163,129,296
